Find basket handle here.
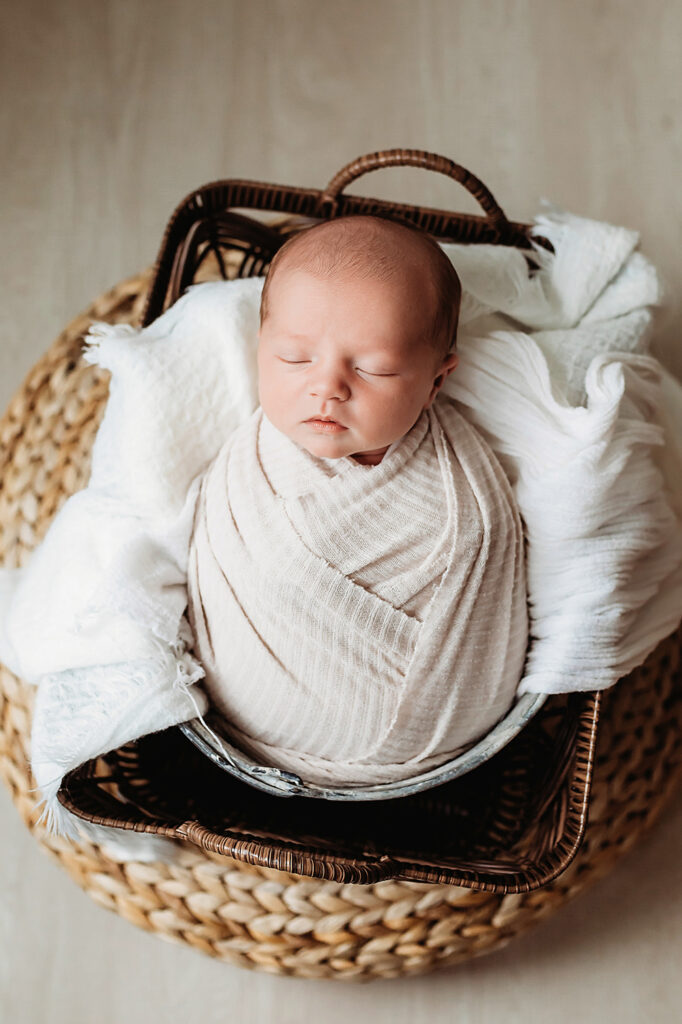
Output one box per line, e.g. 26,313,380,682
320,148,511,233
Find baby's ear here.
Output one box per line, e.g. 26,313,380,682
423,350,459,410
440,350,459,377
432,350,459,387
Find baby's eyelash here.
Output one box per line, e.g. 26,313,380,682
278,358,396,377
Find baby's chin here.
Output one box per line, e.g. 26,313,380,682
298,435,357,460
299,434,392,464
295,428,367,461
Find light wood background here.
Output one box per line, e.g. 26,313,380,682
1,1,681,1020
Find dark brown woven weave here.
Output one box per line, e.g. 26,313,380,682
142,149,552,326
59,688,600,890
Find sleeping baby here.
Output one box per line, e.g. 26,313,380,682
186,215,528,786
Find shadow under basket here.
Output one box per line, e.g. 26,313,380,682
50,149,677,893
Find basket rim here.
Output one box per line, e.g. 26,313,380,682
141,171,552,326
57,686,603,892
178,691,549,800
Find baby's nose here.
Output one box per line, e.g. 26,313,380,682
309,367,350,401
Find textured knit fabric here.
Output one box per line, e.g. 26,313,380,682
186,396,528,785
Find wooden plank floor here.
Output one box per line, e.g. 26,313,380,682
1,1,681,1019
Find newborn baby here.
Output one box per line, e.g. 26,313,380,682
187,215,528,786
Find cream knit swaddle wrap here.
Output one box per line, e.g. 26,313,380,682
187,393,528,785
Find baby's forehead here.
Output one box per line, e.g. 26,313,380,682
262,216,443,347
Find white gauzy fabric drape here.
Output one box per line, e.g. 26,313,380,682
0,201,680,849
186,400,528,785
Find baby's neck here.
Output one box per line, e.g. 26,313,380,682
351,446,389,466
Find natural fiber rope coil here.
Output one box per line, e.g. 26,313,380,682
0,270,681,982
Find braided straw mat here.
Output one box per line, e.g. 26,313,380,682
1,269,681,983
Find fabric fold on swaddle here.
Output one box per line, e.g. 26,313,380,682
187,399,528,785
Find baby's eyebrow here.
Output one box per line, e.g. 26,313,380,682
273,330,410,361
277,331,314,343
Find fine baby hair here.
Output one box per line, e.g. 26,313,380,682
259,213,463,361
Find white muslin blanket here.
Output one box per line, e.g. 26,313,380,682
187,399,528,785
0,200,680,850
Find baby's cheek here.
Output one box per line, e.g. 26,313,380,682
377,384,420,422
258,369,279,414
259,373,297,437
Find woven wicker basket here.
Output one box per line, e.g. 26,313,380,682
1,151,681,980
56,152,600,892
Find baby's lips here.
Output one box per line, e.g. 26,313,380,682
305,417,348,432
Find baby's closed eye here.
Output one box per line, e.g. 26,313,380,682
277,356,398,377
356,368,398,377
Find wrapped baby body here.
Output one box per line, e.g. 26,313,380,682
186,395,528,786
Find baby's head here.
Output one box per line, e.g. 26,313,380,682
257,215,461,465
